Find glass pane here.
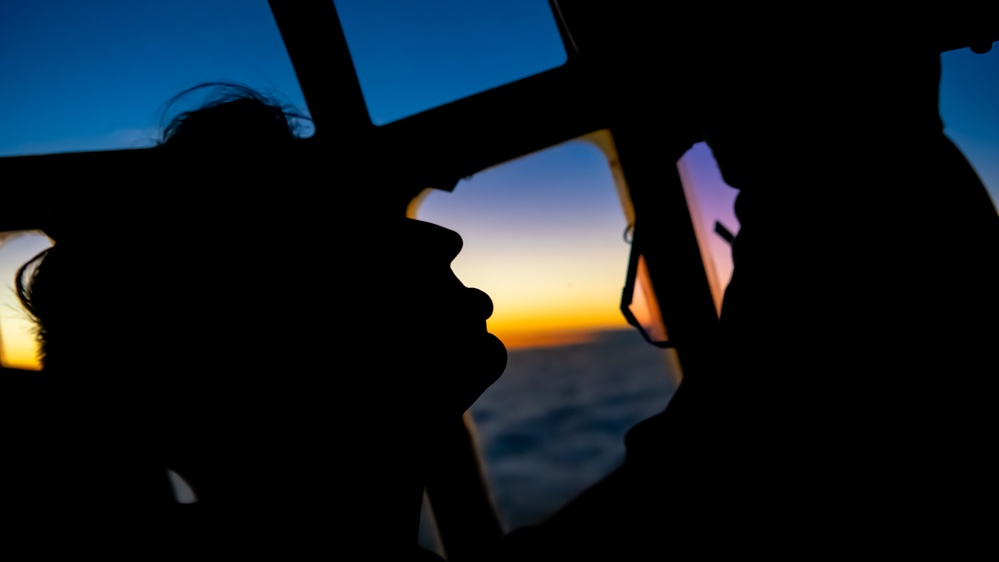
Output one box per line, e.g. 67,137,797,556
0,231,53,370
940,46,999,206
0,0,312,157
414,138,679,530
333,0,568,126
628,254,668,343
676,142,739,315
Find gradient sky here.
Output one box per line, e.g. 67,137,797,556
1,1,996,368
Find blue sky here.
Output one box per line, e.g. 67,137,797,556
1,1,995,203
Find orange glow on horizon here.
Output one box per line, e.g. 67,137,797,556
0,231,50,372
487,310,632,351
491,327,611,351
485,306,631,351
0,334,42,371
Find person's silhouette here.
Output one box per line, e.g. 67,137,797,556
488,12,998,559
10,82,506,558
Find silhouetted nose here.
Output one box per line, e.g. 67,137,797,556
408,218,464,265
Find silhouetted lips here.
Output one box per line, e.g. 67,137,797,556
442,288,507,413
469,287,506,384
464,287,494,323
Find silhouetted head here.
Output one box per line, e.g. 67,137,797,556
18,82,313,372
157,82,309,154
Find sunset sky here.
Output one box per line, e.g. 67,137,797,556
1,1,996,369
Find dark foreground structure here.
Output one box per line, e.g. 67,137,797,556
2,2,996,559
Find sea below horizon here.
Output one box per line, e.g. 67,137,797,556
421,328,680,547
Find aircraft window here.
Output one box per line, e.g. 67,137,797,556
940,47,999,207
332,0,568,126
676,142,739,315
0,0,312,157
0,232,52,370
413,137,679,532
